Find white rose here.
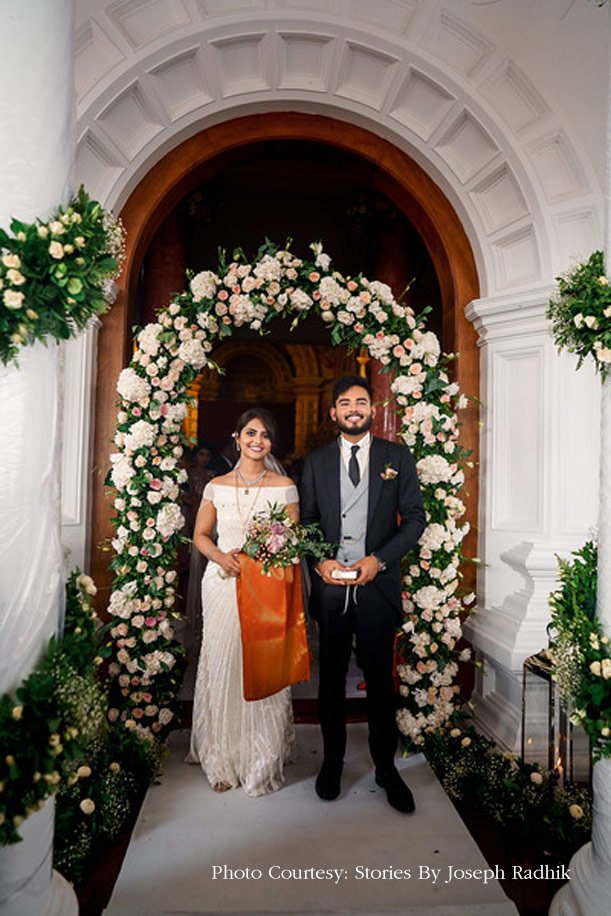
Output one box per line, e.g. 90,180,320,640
3,289,24,310
48,241,64,259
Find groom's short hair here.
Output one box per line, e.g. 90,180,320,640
332,375,373,404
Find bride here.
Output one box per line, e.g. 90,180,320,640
187,407,299,796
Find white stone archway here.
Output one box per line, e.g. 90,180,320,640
67,0,603,752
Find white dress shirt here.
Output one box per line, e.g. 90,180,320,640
339,432,371,480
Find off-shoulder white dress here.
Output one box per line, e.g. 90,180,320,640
187,482,297,796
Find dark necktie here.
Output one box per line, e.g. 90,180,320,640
348,444,360,487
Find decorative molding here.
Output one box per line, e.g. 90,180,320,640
334,40,400,110
489,224,541,291
388,67,456,141
148,46,213,121
469,163,529,235
434,109,500,184
528,129,587,205
466,286,556,344
479,60,550,137
97,80,165,160
421,10,494,79
106,0,192,51
209,33,270,97
276,31,335,92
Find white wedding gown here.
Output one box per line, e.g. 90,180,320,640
187,482,297,796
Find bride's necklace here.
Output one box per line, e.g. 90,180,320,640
236,466,267,495
235,468,267,536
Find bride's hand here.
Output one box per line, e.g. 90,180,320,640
216,548,242,577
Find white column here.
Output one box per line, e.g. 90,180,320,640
550,7,611,914
0,2,77,915
465,290,600,755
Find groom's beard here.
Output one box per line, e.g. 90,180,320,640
335,413,373,436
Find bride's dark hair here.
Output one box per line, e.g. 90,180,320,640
234,407,277,447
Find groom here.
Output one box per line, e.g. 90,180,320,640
300,375,425,813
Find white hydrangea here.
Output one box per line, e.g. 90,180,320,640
411,331,441,367
318,276,345,305
178,337,208,370
290,288,313,311
253,254,282,282
110,454,135,490
368,280,394,305
419,523,447,552
190,270,218,301
137,323,163,357
117,368,151,402
156,503,185,539
124,420,156,452
392,374,423,398
108,581,138,620
412,584,446,610
416,455,454,485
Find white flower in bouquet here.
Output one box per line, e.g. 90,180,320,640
117,367,151,402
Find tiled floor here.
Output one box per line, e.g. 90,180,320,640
105,725,518,916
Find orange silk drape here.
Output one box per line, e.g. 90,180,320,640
236,555,310,701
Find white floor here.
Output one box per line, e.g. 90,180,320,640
105,725,518,916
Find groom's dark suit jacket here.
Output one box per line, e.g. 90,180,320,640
299,436,426,624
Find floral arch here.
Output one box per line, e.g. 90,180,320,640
106,241,473,747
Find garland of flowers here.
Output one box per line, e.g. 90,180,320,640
0,185,125,366
548,540,611,761
546,250,611,380
106,240,473,746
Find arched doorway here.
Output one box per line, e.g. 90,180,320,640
89,112,479,599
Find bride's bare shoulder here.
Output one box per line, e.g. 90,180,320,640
210,471,235,486
265,471,296,488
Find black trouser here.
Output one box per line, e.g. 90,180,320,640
314,581,399,771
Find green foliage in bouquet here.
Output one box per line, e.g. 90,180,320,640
548,540,611,760
242,502,336,574
0,186,125,367
546,251,611,380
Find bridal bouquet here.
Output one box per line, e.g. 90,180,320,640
242,502,334,574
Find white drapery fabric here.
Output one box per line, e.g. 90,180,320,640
0,2,77,914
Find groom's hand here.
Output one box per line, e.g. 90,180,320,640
316,559,351,585
348,555,380,585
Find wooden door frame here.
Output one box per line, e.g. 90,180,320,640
90,112,480,598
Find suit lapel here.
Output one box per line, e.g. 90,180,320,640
324,439,341,542
367,437,384,527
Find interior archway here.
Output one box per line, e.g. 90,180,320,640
90,112,480,598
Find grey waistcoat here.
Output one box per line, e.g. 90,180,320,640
337,454,370,565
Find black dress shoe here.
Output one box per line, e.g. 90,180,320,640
375,767,415,813
315,758,343,800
